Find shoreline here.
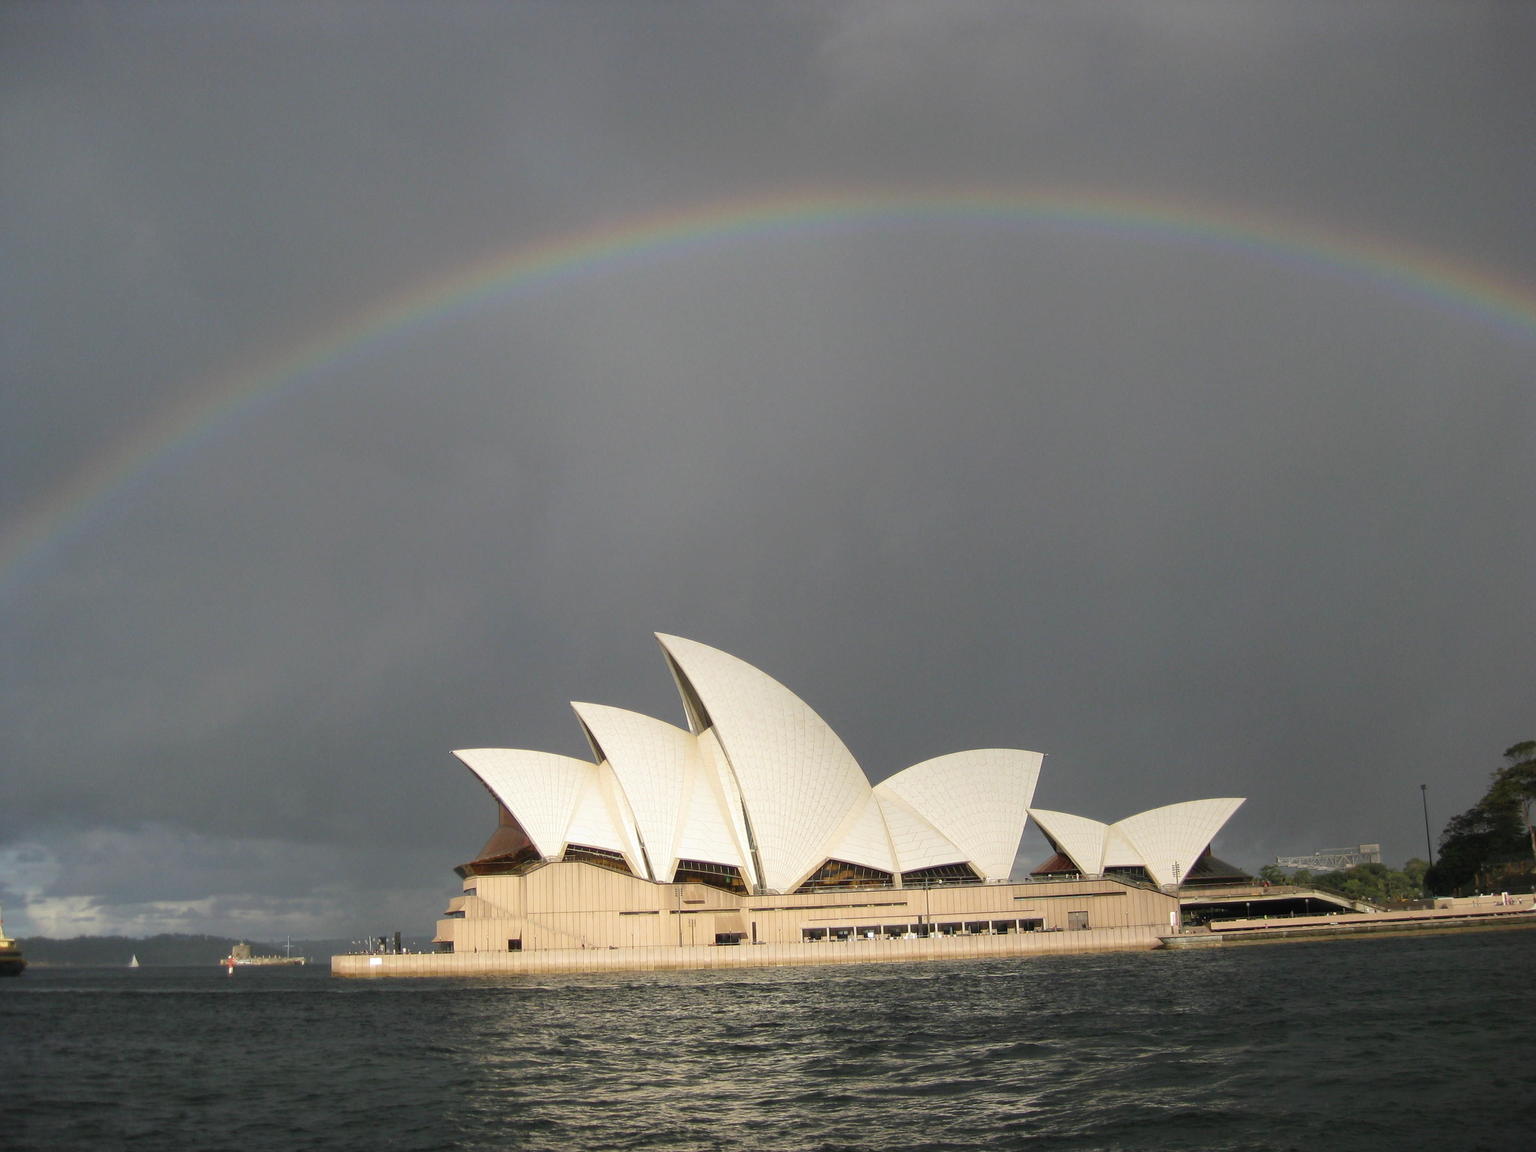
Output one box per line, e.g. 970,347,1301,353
333,902,1536,976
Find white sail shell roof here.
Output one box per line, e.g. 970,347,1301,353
568,702,754,883
453,749,597,859
876,749,1042,880
565,766,645,873
571,702,691,881
455,635,1199,896
655,634,874,894
680,729,755,882
1027,808,1110,876
821,791,899,876
875,790,968,873
1030,799,1245,885
1101,825,1143,870
1115,798,1244,886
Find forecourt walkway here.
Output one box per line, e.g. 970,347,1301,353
1161,892,1536,948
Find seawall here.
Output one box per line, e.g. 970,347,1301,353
331,922,1163,977
1163,905,1536,948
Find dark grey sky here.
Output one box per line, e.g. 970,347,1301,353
3,1,1532,938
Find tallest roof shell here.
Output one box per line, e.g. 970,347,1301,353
655,633,875,892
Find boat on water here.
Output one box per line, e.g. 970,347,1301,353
220,939,307,970
0,907,25,977
128,953,140,968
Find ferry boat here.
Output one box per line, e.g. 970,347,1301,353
0,907,25,977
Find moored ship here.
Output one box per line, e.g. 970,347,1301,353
221,940,307,970
0,907,25,977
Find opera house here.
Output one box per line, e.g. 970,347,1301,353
337,635,1245,975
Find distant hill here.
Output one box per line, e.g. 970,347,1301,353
15,934,430,967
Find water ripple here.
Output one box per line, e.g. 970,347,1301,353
3,931,1532,1150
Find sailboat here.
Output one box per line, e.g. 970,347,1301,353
128,954,140,968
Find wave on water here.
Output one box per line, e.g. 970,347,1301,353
3,931,1531,1151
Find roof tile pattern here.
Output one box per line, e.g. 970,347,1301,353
874,790,968,872
564,769,644,873
679,729,755,881
1116,798,1244,886
1029,798,1244,886
654,634,875,894
821,791,899,878
1025,809,1110,877
876,749,1044,881
570,703,696,881
453,749,595,859
1101,825,1143,869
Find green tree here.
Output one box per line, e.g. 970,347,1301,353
1426,740,1535,895
1488,741,1536,858
1257,864,1287,885
1310,861,1424,904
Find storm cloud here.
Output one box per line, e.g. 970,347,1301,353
2,1,1532,938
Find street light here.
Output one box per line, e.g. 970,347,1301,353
1421,784,1435,865
1171,861,1182,932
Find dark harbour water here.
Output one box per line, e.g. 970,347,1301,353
4,930,1532,1152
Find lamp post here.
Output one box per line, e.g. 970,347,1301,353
1171,862,1182,932
1420,784,1435,865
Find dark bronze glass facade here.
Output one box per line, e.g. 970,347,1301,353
795,859,894,891
455,803,542,878
672,859,749,894
899,862,980,886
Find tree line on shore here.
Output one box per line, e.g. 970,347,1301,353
16,934,330,966
1257,859,1431,904
1259,740,1536,900
16,933,432,966
1424,740,1535,895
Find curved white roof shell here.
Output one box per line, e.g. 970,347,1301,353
655,634,876,893
1028,808,1110,876
454,636,1054,894
1029,798,1245,886
875,790,968,873
564,766,645,875
876,750,1043,881
569,702,750,883
681,728,756,883
454,749,606,860
822,792,899,876
1116,798,1245,886
1101,825,1143,871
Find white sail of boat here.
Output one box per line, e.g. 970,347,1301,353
128,953,140,968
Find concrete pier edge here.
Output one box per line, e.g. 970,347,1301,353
332,923,1164,977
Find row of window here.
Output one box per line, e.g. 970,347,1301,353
432,913,1093,954
799,917,1064,942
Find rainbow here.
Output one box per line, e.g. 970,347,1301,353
5,185,1536,595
